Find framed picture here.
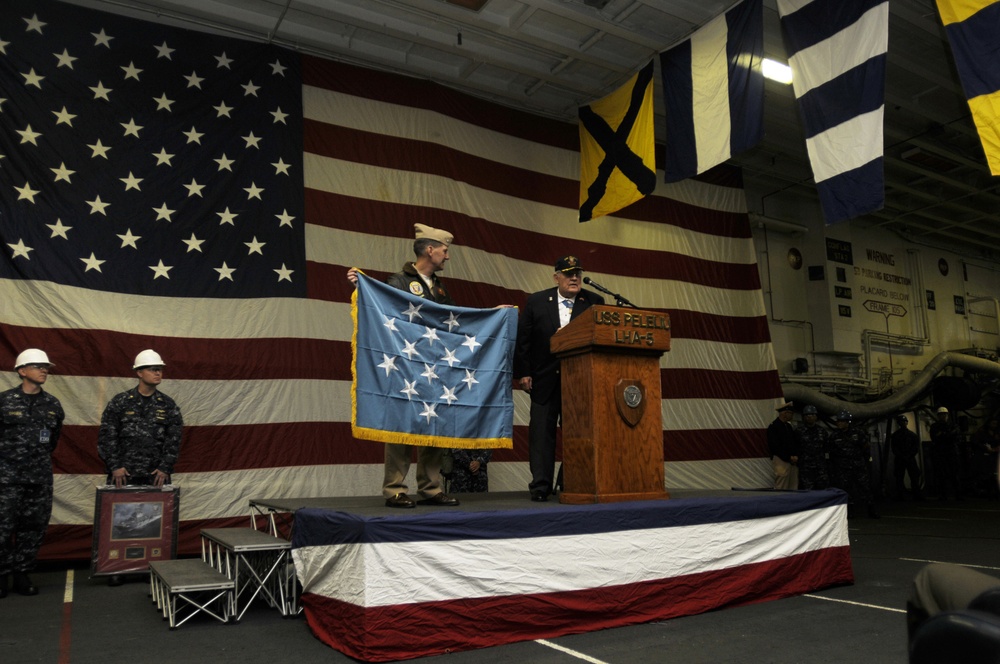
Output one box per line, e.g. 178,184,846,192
91,486,180,576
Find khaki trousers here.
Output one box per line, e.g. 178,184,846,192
772,456,799,490
383,443,444,499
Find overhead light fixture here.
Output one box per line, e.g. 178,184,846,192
762,58,793,85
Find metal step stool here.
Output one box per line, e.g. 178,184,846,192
201,527,297,619
149,558,235,629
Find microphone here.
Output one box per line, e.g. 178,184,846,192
583,277,636,308
582,276,611,295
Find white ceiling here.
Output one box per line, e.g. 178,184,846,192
65,0,1000,257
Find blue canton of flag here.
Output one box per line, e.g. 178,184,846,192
0,0,305,297
352,272,516,449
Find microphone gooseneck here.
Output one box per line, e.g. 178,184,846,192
581,276,636,308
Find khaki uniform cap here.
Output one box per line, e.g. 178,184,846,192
414,223,453,246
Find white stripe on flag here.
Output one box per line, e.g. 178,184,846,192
777,0,813,15
21,374,347,427
787,3,890,98
49,459,775,525
315,229,766,317
666,458,772,488
304,86,576,180
0,279,342,341
307,212,756,275
806,107,885,183
691,14,733,173
666,338,777,371
664,398,778,430
52,464,388,523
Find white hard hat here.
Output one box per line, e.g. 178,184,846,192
936,406,949,414
14,348,53,369
133,349,166,369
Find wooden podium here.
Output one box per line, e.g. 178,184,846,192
551,305,671,504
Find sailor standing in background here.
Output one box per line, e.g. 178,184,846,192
98,349,183,587
0,349,64,598
768,401,798,490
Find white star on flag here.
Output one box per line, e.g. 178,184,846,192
418,402,439,424
400,380,419,400
401,339,420,360
440,385,459,405
420,364,439,383
402,302,423,322
8,239,33,259
422,327,439,345
378,354,398,377
462,369,479,391
441,348,459,367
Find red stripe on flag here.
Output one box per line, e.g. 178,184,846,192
300,546,853,661
661,368,783,399
40,517,250,560
302,57,579,152
0,323,344,380
665,428,769,461
304,121,753,236
305,190,760,287
52,421,763,475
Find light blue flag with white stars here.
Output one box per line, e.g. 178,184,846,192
351,272,516,449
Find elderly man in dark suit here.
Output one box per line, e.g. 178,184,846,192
514,256,604,502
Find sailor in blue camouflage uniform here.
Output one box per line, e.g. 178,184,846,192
796,405,830,490
0,349,64,598
828,410,879,518
98,350,183,490
448,448,493,494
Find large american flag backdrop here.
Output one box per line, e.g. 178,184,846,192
1,0,782,559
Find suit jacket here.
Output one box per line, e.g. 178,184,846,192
514,287,604,405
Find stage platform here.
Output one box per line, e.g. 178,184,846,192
257,489,853,662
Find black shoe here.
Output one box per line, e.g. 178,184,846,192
12,572,38,596
0,574,7,599
417,493,459,506
385,493,416,508
530,491,548,502
108,574,124,587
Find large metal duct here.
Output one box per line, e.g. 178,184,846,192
781,352,1000,419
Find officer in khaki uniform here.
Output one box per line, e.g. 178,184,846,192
348,224,461,509
768,401,798,490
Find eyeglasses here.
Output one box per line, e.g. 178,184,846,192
139,366,165,372
26,363,51,370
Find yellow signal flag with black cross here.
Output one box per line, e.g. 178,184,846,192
579,60,657,222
